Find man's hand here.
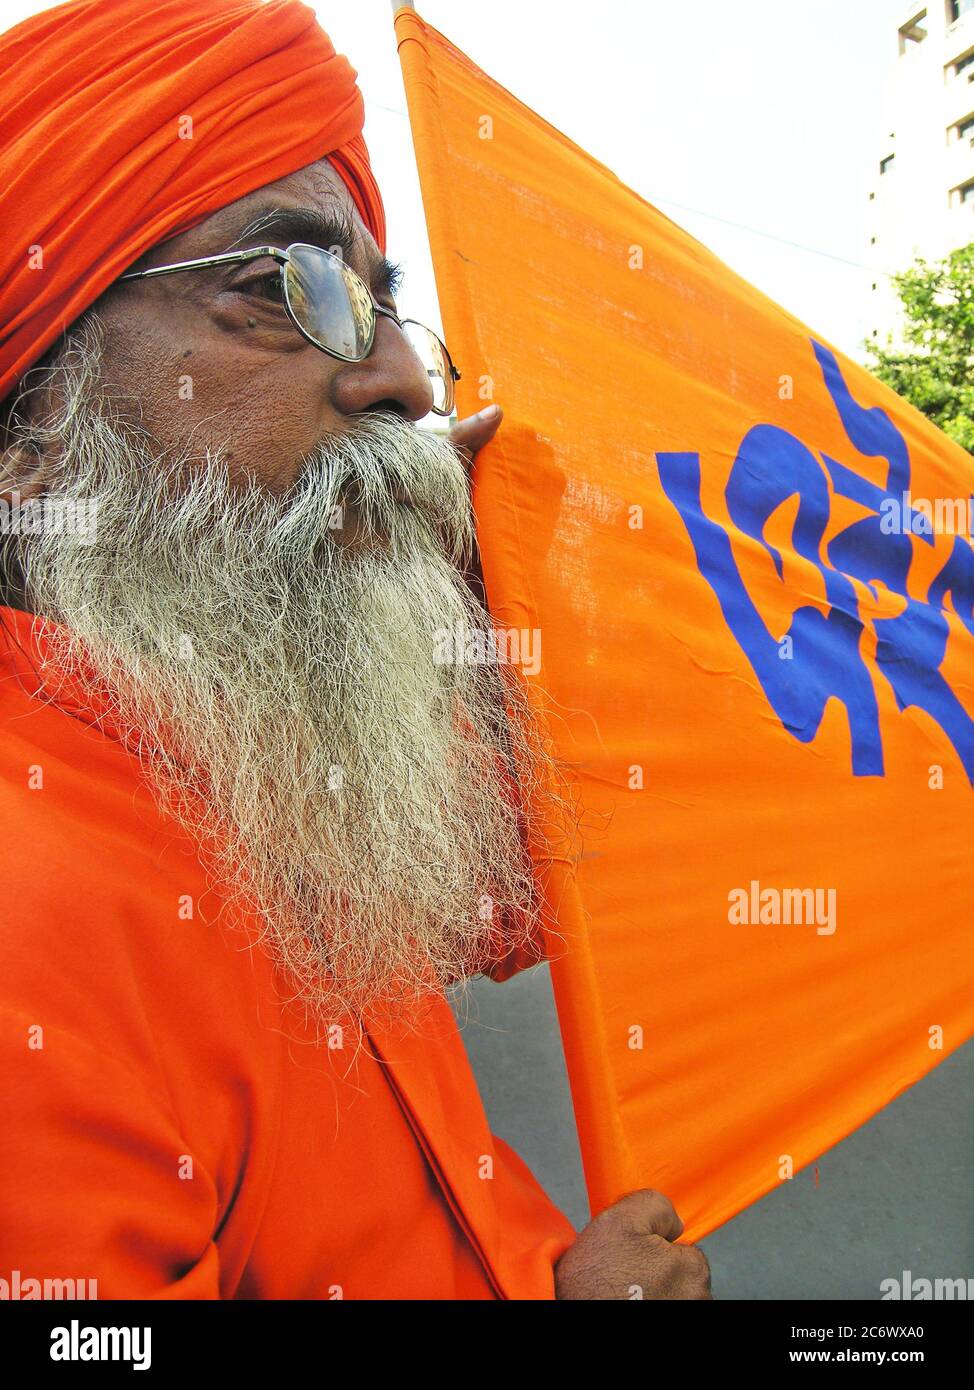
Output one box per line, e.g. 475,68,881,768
446,403,503,604
446,402,503,471
554,1188,713,1300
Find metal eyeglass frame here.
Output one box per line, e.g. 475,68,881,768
118,241,462,418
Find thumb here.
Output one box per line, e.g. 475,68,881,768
603,1189,685,1243
447,404,503,467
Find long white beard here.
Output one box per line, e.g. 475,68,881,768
9,328,571,1032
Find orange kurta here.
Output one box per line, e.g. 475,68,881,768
0,605,575,1299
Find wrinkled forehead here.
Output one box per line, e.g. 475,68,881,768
138,156,395,298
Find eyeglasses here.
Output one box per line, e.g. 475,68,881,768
119,242,461,417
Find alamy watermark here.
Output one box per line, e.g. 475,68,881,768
0,491,98,543
879,492,972,538
728,879,837,935
0,1268,97,1299
50,1319,150,1371
880,1269,972,1300
433,623,542,677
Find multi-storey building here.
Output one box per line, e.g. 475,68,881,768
866,1,974,350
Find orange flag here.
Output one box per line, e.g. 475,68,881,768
396,9,974,1240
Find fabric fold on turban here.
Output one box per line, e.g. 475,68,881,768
0,0,386,402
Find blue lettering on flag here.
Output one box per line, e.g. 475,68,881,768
657,340,974,780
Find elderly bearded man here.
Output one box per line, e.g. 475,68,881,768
0,0,711,1301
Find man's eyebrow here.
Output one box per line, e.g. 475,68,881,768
227,204,403,301
372,256,404,302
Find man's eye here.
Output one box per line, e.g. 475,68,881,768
238,272,284,304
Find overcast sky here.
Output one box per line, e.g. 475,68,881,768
321,0,909,361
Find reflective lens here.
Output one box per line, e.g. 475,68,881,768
283,243,373,360
281,245,458,415
401,319,456,416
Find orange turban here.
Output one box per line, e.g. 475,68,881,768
0,0,386,403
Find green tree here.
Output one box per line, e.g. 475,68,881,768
866,241,974,454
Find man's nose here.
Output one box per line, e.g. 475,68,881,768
328,313,435,421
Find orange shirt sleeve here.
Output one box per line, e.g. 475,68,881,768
0,1007,222,1299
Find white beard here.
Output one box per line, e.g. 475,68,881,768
9,326,572,1032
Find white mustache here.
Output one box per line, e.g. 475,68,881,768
301,413,475,570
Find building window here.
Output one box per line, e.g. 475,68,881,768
957,48,974,76
960,180,974,202
899,10,927,51
949,0,974,24
880,154,895,174
959,114,974,140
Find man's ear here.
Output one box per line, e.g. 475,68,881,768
0,401,46,502
0,401,45,613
